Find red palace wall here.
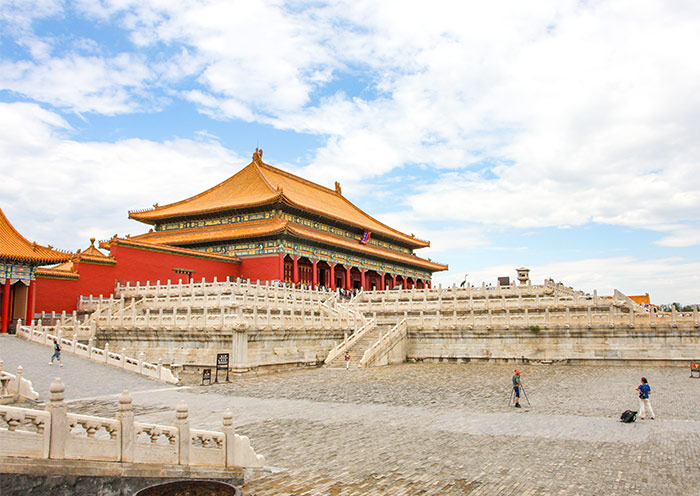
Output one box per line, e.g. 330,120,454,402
239,255,282,283
35,244,241,314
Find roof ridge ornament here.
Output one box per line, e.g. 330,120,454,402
253,147,264,163
335,181,342,195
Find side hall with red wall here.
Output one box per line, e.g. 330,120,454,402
35,239,241,314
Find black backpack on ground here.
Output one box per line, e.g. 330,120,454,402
620,410,637,423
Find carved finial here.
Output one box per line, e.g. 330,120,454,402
176,401,189,420
253,148,263,163
223,409,233,428
153,203,159,209
335,181,342,195
118,390,133,411
90,237,96,246
32,241,37,251
49,377,65,402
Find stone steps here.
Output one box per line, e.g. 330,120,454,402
326,324,394,368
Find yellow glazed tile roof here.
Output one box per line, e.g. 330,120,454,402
75,238,116,264
99,237,241,263
131,218,288,245
129,150,429,248
36,261,80,279
132,217,447,271
0,208,73,264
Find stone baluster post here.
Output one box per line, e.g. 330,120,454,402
131,302,137,326
87,337,94,358
650,306,656,326
629,308,635,326
46,377,67,460
587,307,592,327
672,306,678,327
174,402,190,466
14,365,23,400
223,409,236,467
104,343,110,363
121,348,127,368
609,305,615,327
117,390,135,462
694,305,699,327
487,309,493,328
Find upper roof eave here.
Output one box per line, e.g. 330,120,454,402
127,153,430,248
0,208,73,265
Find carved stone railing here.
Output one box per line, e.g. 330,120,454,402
115,277,332,303
15,324,179,384
324,318,376,365
0,360,39,403
0,379,264,469
360,318,407,367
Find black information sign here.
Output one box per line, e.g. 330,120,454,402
215,353,230,383
201,368,212,386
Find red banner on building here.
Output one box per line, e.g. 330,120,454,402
360,230,371,244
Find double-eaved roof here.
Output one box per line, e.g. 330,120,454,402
0,208,72,265
129,151,429,249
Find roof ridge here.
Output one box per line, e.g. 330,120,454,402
256,162,428,247
129,159,259,218
257,161,339,196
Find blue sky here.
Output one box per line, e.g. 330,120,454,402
1,0,699,304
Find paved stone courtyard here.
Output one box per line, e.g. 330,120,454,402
3,335,700,495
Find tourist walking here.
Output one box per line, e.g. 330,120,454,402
636,377,654,419
345,351,350,370
512,370,521,408
49,339,63,367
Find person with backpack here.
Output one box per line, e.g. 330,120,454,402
49,338,63,367
636,377,654,419
512,370,522,408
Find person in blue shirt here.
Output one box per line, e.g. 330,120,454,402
636,377,654,419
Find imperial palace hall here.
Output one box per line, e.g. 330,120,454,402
128,149,447,291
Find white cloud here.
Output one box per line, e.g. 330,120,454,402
0,53,155,114
0,102,245,250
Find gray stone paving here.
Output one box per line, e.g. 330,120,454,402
4,334,700,494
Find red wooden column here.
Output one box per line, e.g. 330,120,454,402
345,267,351,289
403,277,408,289
379,272,385,291
1,278,10,334
391,274,397,289
25,280,35,324
292,255,299,285
278,252,285,282
360,269,366,290
330,263,336,290
312,259,318,288
427,280,432,289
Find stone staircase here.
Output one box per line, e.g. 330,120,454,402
325,323,394,368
